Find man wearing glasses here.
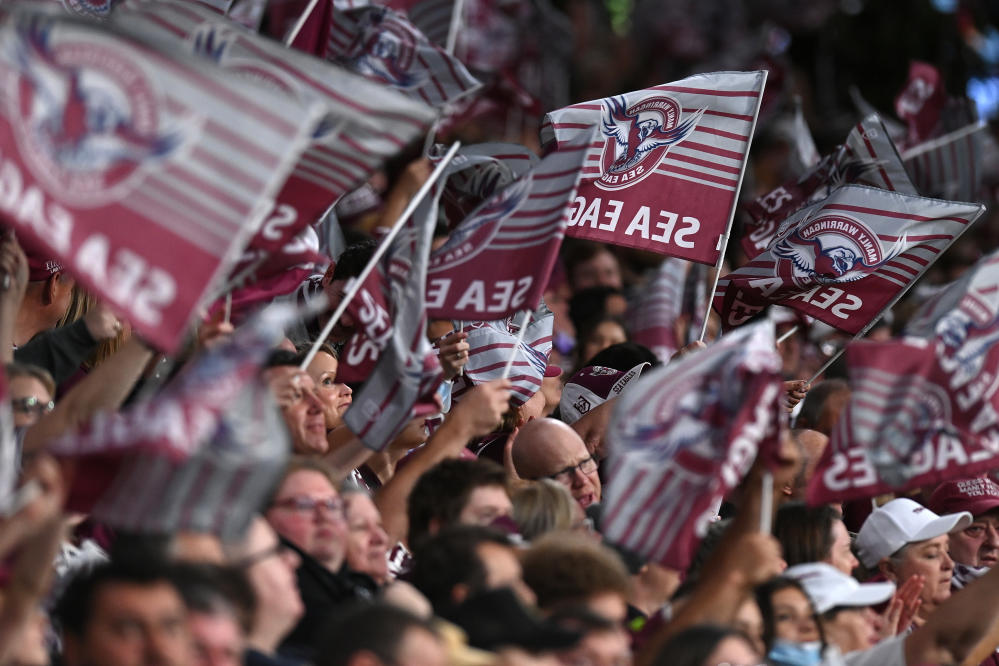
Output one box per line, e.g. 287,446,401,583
6,362,55,428
511,418,602,510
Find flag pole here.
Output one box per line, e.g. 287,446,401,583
699,70,768,343
501,310,531,380
776,325,798,345
300,141,462,370
901,120,987,161
285,0,321,47
445,0,466,55
759,470,774,534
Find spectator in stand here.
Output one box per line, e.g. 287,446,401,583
512,479,589,541
173,564,255,666
573,315,629,371
512,418,602,510
795,379,850,435
563,241,623,293
340,483,391,586
300,343,352,432
315,603,447,666
263,351,328,456
654,624,761,666
928,477,999,586
6,362,55,428
774,502,858,574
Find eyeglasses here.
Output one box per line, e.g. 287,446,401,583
270,495,345,518
232,541,291,569
11,396,55,416
548,455,598,484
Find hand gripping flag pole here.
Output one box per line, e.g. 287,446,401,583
300,141,462,370
699,70,768,343
501,310,532,380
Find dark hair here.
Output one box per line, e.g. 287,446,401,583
575,315,629,367
583,342,659,372
407,458,508,548
796,379,849,431
409,526,513,622
562,241,617,287
774,502,842,567
653,624,755,666
520,533,631,612
316,602,439,666
265,349,301,369
331,241,378,282
755,577,823,652
171,563,256,635
54,560,181,636
568,287,625,333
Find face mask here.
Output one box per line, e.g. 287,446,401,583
767,640,823,666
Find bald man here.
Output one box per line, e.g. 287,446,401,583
512,418,601,509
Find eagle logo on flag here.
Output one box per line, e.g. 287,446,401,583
596,94,704,191
773,214,906,287
6,19,187,204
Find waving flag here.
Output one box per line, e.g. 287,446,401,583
0,10,323,351
52,305,294,513
340,199,444,451
741,115,917,259
602,321,783,570
114,0,437,256
451,303,555,407
626,258,705,362
807,335,999,505
326,0,480,108
717,185,985,335
903,121,986,203
895,61,946,147
432,142,539,225
385,0,454,46
426,140,589,321
540,71,766,265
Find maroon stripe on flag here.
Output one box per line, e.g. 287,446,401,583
551,122,597,130
826,204,972,224
294,162,352,191
534,166,587,180
693,125,750,142
143,177,237,230
880,261,919,277
317,145,379,173
163,165,248,213
189,148,261,190
859,127,894,190
468,342,515,355
204,119,281,163
136,9,188,37
679,141,746,162
684,108,754,123
570,104,602,111
876,233,952,242
660,164,739,187
528,184,578,199
416,53,447,100
656,86,760,97
604,467,648,527
664,152,742,175
511,203,571,218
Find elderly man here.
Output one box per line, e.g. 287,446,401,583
511,418,601,509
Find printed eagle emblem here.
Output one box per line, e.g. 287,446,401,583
601,95,704,173
773,230,906,285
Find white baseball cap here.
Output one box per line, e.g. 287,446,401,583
855,498,972,568
784,562,895,614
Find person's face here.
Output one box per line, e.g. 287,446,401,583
546,436,601,510
344,493,390,583
306,352,353,429
824,519,859,575
558,628,631,666
705,636,760,666
890,535,954,613
188,612,244,666
266,470,347,570
771,587,820,644
321,279,357,342
66,582,191,666
393,627,448,666
264,367,328,454
571,251,622,291
240,521,303,632
458,485,512,527
475,541,536,607
579,321,627,366
733,597,765,657
820,607,880,654
9,374,53,428
950,510,999,568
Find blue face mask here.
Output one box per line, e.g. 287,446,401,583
767,640,823,666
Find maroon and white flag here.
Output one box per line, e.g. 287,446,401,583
431,142,539,226
741,115,917,259
626,257,706,362
326,0,480,109
426,140,589,321
807,334,999,505
114,0,437,256
716,185,985,335
340,199,444,451
540,71,766,265
895,61,947,147
602,321,784,570
384,0,453,46
0,10,322,351
903,122,986,204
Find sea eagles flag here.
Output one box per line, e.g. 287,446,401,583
0,10,323,352
431,142,539,226
626,257,705,362
339,197,444,451
385,0,454,46
114,0,437,256
601,321,784,570
426,140,589,321
903,122,986,203
741,115,917,259
326,0,480,108
540,71,766,265
50,305,295,514
716,185,985,335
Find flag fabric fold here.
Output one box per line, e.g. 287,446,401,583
601,321,784,570
540,70,766,265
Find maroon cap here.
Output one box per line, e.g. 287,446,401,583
928,477,999,517
25,248,63,282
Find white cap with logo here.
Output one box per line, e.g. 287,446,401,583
784,562,896,614
856,497,972,568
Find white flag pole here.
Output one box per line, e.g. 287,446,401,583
299,141,462,370
901,120,987,160
776,325,798,345
445,0,466,55
699,70,769,343
284,0,321,47
501,310,531,380
759,470,774,534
